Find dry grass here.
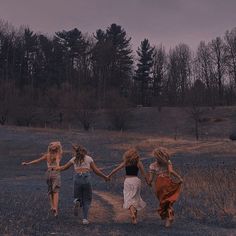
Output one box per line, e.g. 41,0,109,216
0,124,236,235
178,165,236,227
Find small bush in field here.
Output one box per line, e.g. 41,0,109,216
76,89,97,131
106,90,132,131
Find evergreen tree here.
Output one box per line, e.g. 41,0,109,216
135,38,154,106
92,29,112,108
106,24,133,93
54,28,90,87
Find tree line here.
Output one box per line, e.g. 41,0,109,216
1,19,236,129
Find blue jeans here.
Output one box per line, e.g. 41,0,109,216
73,173,92,219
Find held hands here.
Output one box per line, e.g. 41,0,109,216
104,175,111,182
145,176,152,186
54,166,61,171
103,173,113,182
104,176,111,182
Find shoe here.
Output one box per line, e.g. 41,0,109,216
82,219,89,225
73,201,80,216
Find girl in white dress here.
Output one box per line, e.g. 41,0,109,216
108,148,148,224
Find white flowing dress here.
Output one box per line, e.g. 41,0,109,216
123,177,146,210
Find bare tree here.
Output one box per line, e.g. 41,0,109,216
153,44,167,110
167,43,192,105
76,89,97,131
187,80,206,140
224,28,236,104
195,41,216,106
209,37,227,103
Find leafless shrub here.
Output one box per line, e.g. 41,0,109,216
186,79,208,140
186,105,205,140
76,89,97,131
106,90,132,131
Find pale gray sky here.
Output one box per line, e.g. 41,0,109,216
0,0,236,50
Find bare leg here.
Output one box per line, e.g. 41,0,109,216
165,218,171,227
53,192,59,216
165,208,174,228
129,205,137,224
49,193,54,210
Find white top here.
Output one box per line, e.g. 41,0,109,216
69,155,94,171
149,161,171,176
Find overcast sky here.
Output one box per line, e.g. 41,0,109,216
0,0,236,50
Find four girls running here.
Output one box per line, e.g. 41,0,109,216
22,143,183,227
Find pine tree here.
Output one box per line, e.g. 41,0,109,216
106,24,133,93
135,38,154,106
54,28,90,86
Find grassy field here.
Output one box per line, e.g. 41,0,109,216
0,107,236,235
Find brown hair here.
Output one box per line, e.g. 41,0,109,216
123,148,140,166
47,141,62,164
72,144,87,164
152,147,170,166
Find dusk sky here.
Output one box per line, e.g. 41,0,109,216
0,0,236,50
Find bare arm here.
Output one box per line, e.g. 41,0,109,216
108,161,125,178
147,172,155,186
55,161,73,171
22,154,47,166
137,160,149,184
168,163,183,183
90,162,108,180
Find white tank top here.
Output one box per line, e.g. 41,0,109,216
69,155,94,171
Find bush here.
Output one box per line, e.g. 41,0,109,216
76,89,97,131
106,90,132,130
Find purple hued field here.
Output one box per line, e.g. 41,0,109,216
0,107,236,236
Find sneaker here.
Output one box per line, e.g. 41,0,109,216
73,200,80,216
82,219,89,225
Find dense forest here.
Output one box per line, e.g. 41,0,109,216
1,19,236,130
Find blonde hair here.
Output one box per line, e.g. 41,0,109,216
152,147,170,166
47,141,62,165
123,148,140,166
72,144,87,164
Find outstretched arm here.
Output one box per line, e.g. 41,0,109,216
108,161,125,178
55,161,73,171
168,163,183,183
22,154,47,166
90,162,108,180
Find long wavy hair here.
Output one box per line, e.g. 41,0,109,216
152,147,170,167
72,144,87,164
123,148,140,166
47,141,62,164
